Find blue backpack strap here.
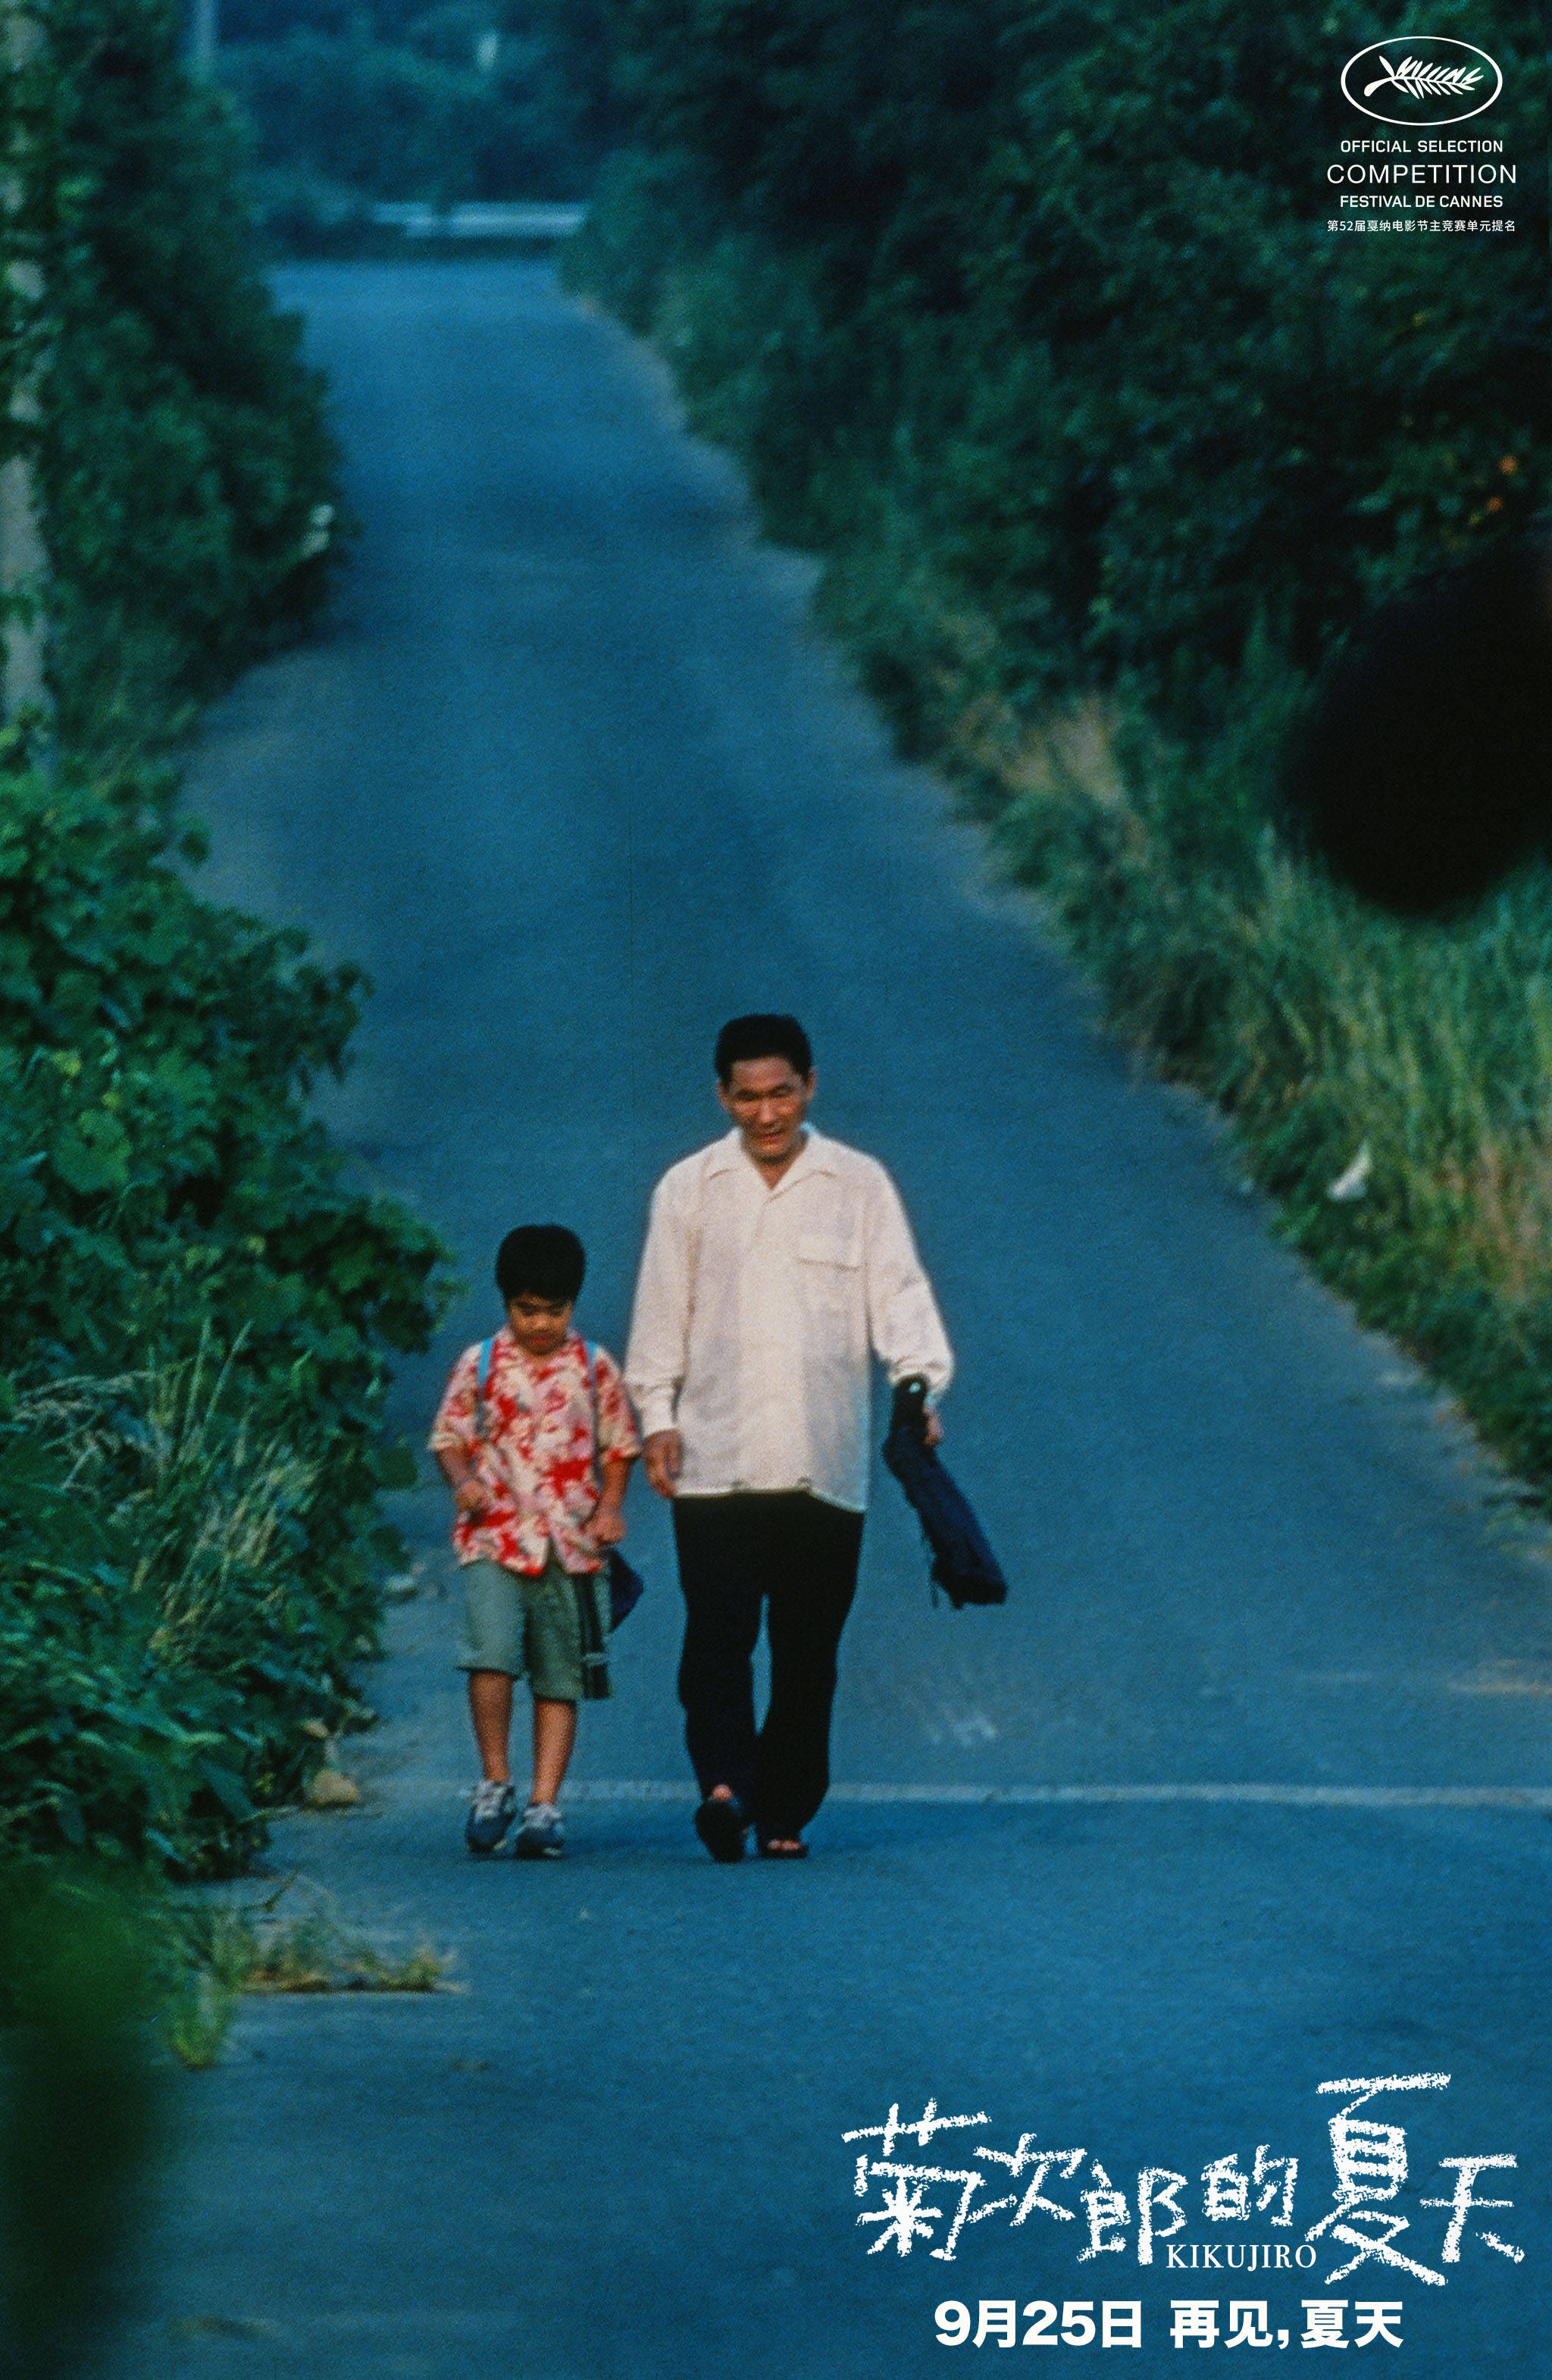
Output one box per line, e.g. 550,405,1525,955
584,1341,601,1475
474,1336,496,1437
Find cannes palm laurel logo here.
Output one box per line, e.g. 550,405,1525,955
1341,36,1503,125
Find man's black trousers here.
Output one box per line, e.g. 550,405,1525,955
672,1491,865,1841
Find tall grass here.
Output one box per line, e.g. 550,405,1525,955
969,664,1552,1483
0,1337,376,1872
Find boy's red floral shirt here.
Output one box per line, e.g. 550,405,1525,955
430,1328,640,1575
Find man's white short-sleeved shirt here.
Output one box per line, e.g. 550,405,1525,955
625,1126,953,1512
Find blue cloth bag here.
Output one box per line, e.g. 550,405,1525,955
881,1376,1008,1610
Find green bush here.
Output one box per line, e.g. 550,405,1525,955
0,752,448,1865
217,0,624,221
573,0,1546,717
224,23,594,207
20,0,341,749
0,0,451,1876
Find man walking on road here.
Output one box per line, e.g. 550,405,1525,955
626,1013,953,1862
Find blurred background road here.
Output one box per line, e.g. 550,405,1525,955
107,260,1550,2378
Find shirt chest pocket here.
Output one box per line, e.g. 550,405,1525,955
796,1233,862,1315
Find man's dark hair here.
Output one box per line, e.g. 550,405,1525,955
495,1225,586,1304
714,1013,813,1084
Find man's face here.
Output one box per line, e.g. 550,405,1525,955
717,1056,815,1169
505,1292,574,1359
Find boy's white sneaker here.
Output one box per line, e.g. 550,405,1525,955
513,1801,565,1860
465,1779,517,1855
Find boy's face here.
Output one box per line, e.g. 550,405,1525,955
505,1292,574,1359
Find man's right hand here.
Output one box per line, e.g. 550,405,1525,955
643,1430,683,1499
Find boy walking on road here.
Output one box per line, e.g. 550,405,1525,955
626,1015,953,1864
432,1225,640,1860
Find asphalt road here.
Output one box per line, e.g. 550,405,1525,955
106,261,1550,2378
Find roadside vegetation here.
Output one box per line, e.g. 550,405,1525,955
2,0,450,2340
32,0,341,749
2,0,448,1858
565,0,1552,1491
2,0,447,1872
169,1881,449,2069
218,0,618,243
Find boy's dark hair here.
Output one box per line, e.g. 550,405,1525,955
495,1225,586,1304
714,1013,813,1084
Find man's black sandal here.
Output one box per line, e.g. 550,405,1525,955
694,1794,749,1864
758,1839,809,1860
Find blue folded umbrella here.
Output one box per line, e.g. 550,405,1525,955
881,1377,1008,1609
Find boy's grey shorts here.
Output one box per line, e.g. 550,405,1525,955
455,1556,611,1702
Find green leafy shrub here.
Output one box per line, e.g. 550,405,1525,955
14,0,342,750
0,0,451,1877
217,0,624,227
224,23,593,207
0,750,448,1866
0,752,443,1378
571,0,1545,721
